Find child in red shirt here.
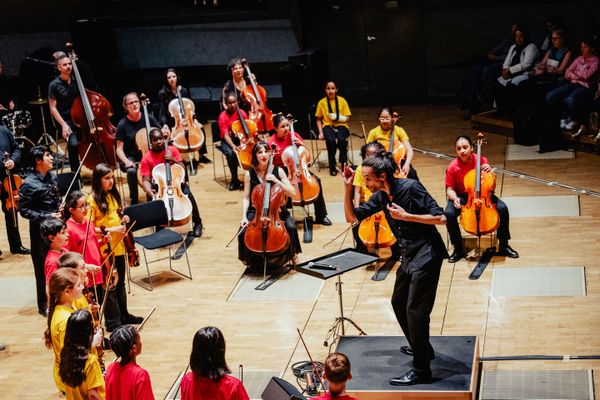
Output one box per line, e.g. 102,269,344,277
311,352,358,400
42,218,68,285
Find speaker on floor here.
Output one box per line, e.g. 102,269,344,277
261,376,304,400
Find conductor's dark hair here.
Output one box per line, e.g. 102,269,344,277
361,152,397,184
251,141,270,167
110,325,139,366
40,217,66,246
59,309,94,388
189,326,231,380
360,141,385,160
455,135,473,146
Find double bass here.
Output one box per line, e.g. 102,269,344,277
244,149,289,254
152,139,193,227
2,152,21,227
168,86,204,175
460,133,499,236
230,105,258,170
134,93,153,157
241,59,274,133
67,43,117,169
281,117,320,206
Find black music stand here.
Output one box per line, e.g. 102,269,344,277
295,248,379,349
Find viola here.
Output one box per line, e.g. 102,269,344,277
244,149,289,254
460,132,500,236
358,211,397,249
152,140,193,227
117,207,140,268
67,43,118,169
281,117,320,206
2,152,22,223
230,105,258,170
99,226,118,291
169,86,204,175
135,93,153,157
241,59,274,133
83,287,105,373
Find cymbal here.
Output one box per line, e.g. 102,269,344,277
28,98,48,105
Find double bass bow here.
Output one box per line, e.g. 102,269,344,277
2,152,22,227
241,59,274,133
168,86,204,176
460,133,499,236
67,43,117,169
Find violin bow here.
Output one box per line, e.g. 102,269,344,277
296,328,327,393
110,306,157,364
81,206,101,303
58,142,93,210
225,225,244,248
323,221,358,248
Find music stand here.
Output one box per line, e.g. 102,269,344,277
295,248,379,349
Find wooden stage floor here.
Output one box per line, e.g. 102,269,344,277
1,105,599,399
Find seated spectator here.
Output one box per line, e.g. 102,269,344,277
493,26,539,115
539,16,566,53
546,37,599,136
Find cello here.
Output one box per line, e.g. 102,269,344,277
357,212,397,250
241,59,274,133
281,116,320,206
460,133,499,236
387,112,406,178
152,138,193,227
168,86,204,175
244,148,289,255
2,152,22,228
230,105,258,170
67,43,117,169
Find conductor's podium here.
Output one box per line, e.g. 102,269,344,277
337,335,479,400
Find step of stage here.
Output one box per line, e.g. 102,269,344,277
337,335,479,400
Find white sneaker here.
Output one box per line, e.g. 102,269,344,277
560,118,569,129
595,132,600,142
565,120,578,130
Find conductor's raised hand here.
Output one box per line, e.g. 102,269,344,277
341,163,354,186
387,202,409,221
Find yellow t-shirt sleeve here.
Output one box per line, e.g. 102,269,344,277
315,98,327,118
73,296,90,310
85,354,106,398
395,126,409,142
353,167,363,187
366,128,377,144
339,97,351,117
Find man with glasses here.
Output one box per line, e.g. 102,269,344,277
115,92,168,204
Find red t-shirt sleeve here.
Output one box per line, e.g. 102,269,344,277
445,164,457,189
233,379,250,400
218,112,230,138
140,152,153,178
135,369,155,400
44,252,59,283
170,146,182,163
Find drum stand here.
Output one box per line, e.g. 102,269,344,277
31,88,65,161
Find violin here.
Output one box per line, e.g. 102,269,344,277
244,148,289,254
169,86,204,175
151,140,193,227
460,133,500,236
135,93,153,157
230,105,258,170
281,116,320,206
67,43,118,169
83,287,105,373
240,59,274,133
99,226,118,291
357,212,397,249
387,112,406,178
117,207,140,268
2,152,21,227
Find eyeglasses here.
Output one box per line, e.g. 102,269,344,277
76,204,90,210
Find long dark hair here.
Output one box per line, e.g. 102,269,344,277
361,152,397,184
63,190,86,221
45,268,80,348
110,325,139,366
59,309,94,388
163,68,180,91
189,326,230,380
91,163,122,215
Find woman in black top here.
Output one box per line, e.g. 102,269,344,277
221,58,252,113
238,141,301,271
157,68,210,163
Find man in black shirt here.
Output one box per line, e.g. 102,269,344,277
48,53,81,174
0,125,29,255
342,154,447,386
116,92,168,205
19,146,62,316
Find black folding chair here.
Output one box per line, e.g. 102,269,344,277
210,121,230,189
123,200,192,291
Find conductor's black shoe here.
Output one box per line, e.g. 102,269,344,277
11,246,31,255
315,216,332,226
400,345,413,356
192,223,203,238
448,248,465,263
228,180,241,191
123,314,144,325
497,244,519,258
198,155,212,164
329,169,338,176
389,369,432,386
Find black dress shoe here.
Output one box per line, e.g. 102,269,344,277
315,216,332,226
11,246,31,255
192,223,203,238
123,314,144,325
198,155,212,164
400,345,413,356
448,248,465,263
497,244,519,258
329,169,338,176
389,369,432,386
228,181,241,191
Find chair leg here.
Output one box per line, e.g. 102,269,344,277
169,242,193,280
129,248,154,291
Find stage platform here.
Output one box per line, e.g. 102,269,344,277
337,335,479,400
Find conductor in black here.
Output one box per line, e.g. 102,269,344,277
342,152,448,386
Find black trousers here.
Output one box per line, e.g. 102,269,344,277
29,223,48,313
119,159,139,205
2,203,24,251
220,140,240,183
181,182,202,226
323,125,349,171
444,196,511,249
391,256,443,373
66,121,81,174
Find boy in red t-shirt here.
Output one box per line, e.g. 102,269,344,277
217,93,248,190
41,217,69,286
311,352,358,400
140,128,203,237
